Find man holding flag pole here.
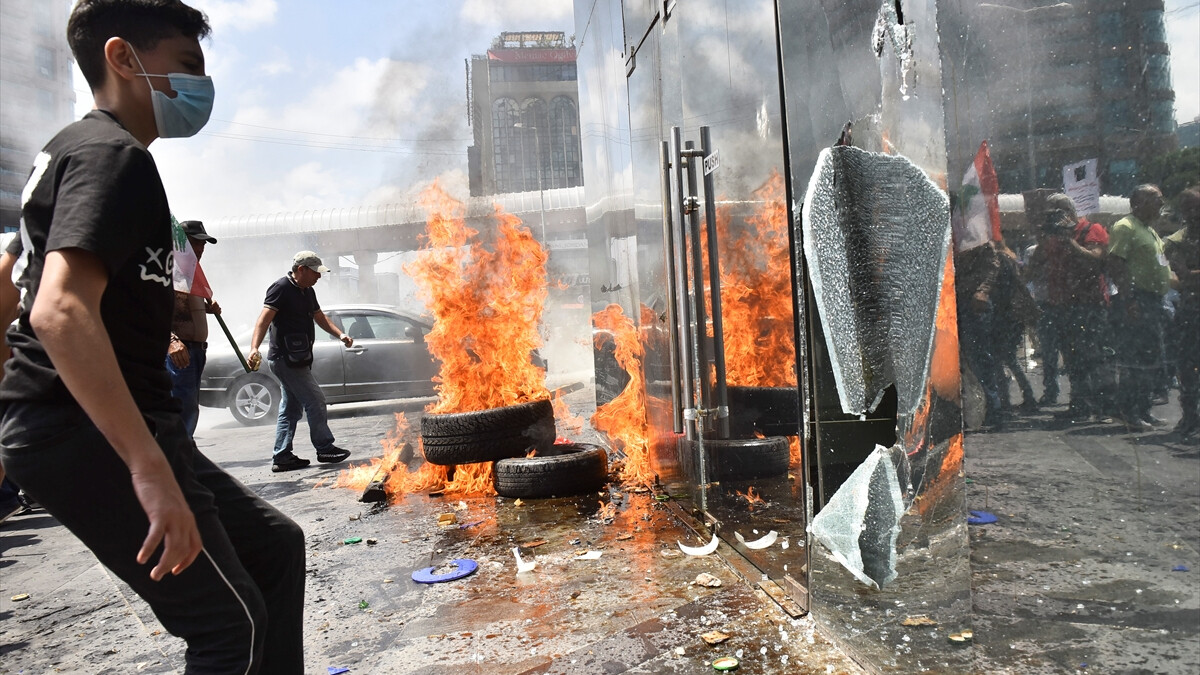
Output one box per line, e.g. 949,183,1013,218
167,218,221,436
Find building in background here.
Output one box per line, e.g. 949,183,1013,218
467,32,582,197
943,0,1177,196
1179,116,1200,148
0,0,76,233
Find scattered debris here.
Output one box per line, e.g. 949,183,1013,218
366,538,378,546
358,600,369,610
734,530,778,550
328,667,350,675
349,513,361,521
597,501,617,521
412,559,479,584
574,550,603,560
678,534,719,556
383,579,394,584
456,500,468,511
10,593,30,602
616,533,634,542
627,486,649,493
967,510,998,525
513,547,537,573
522,540,548,549
343,537,363,545
712,655,740,671
694,573,723,588
437,513,457,528
1172,565,1189,572
674,646,686,656
458,519,484,530
514,498,524,507
948,629,974,643
570,591,581,600
660,549,682,559
701,630,731,645
901,615,938,627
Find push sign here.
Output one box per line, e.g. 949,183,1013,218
703,150,720,176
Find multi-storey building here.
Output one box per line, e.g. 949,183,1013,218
466,32,582,197
942,0,1177,196
0,0,76,232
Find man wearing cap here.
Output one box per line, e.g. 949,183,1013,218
248,251,352,472
166,220,219,436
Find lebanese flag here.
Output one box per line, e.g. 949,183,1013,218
952,141,1003,252
171,215,213,299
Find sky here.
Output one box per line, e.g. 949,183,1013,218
70,0,577,224
63,0,1200,226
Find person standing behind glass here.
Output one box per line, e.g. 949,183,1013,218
165,220,219,436
1164,186,1200,439
1108,184,1173,432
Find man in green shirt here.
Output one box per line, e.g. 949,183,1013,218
1108,184,1172,431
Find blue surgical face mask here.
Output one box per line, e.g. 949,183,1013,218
128,44,214,138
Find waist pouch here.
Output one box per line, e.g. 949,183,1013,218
282,334,313,368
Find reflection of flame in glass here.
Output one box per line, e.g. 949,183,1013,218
735,485,765,508
338,181,553,498
591,304,654,486
716,169,797,389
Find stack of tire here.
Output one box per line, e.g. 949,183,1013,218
420,399,608,498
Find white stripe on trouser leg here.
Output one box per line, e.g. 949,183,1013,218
201,547,257,675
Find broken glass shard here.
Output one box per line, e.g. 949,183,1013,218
801,145,950,417
807,445,906,589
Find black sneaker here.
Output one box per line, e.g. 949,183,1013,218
317,446,351,464
272,453,311,472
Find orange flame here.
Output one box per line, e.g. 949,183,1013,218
597,500,617,521
590,304,654,486
340,182,555,500
735,486,765,507
716,170,797,389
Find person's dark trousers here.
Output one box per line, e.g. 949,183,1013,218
0,476,19,511
268,357,336,458
959,301,1003,424
0,401,306,674
166,341,207,437
1062,304,1107,416
1177,300,1200,432
1036,303,1063,403
1114,291,1166,422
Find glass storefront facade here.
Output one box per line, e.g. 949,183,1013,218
574,0,1198,671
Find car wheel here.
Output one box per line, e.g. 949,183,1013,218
420,399,556,466
493,443,608,498
228,374,280,426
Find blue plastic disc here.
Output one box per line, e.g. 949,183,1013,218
411,558,478,584
968,510,998,525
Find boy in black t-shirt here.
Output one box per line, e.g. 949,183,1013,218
0,3,304,672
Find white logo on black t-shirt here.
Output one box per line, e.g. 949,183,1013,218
139,246,174,287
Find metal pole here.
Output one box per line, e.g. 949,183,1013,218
699,126,730,439
215,312,251,373
534,127,546,241
683,140,713,432
661,139,684,433
672,127,698,441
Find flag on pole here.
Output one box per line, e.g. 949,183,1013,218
952,141,1003,252
171,215,213,299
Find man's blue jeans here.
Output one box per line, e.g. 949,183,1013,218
268,358,335,458
165,342,206,437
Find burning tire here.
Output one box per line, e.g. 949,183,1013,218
679,436,790,482
727,386,800,437
493,443,608,498
421,399,556,466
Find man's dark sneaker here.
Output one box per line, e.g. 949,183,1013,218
0,500,25,525
1123,417,1153,433
1175,417,1199,438
317,446,351,464
1038,393,1058,406
272,453,311,472
1142,414,1168,427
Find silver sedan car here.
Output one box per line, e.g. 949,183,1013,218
199,304,439,425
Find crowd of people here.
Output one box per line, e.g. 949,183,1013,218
956,183,1200,439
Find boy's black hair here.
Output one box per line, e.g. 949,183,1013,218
68,0,210,91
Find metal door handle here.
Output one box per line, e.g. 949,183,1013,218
346,346,367,353
661,139,684,434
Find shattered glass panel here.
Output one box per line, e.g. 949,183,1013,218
802,145,951,417
807,445,907,589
